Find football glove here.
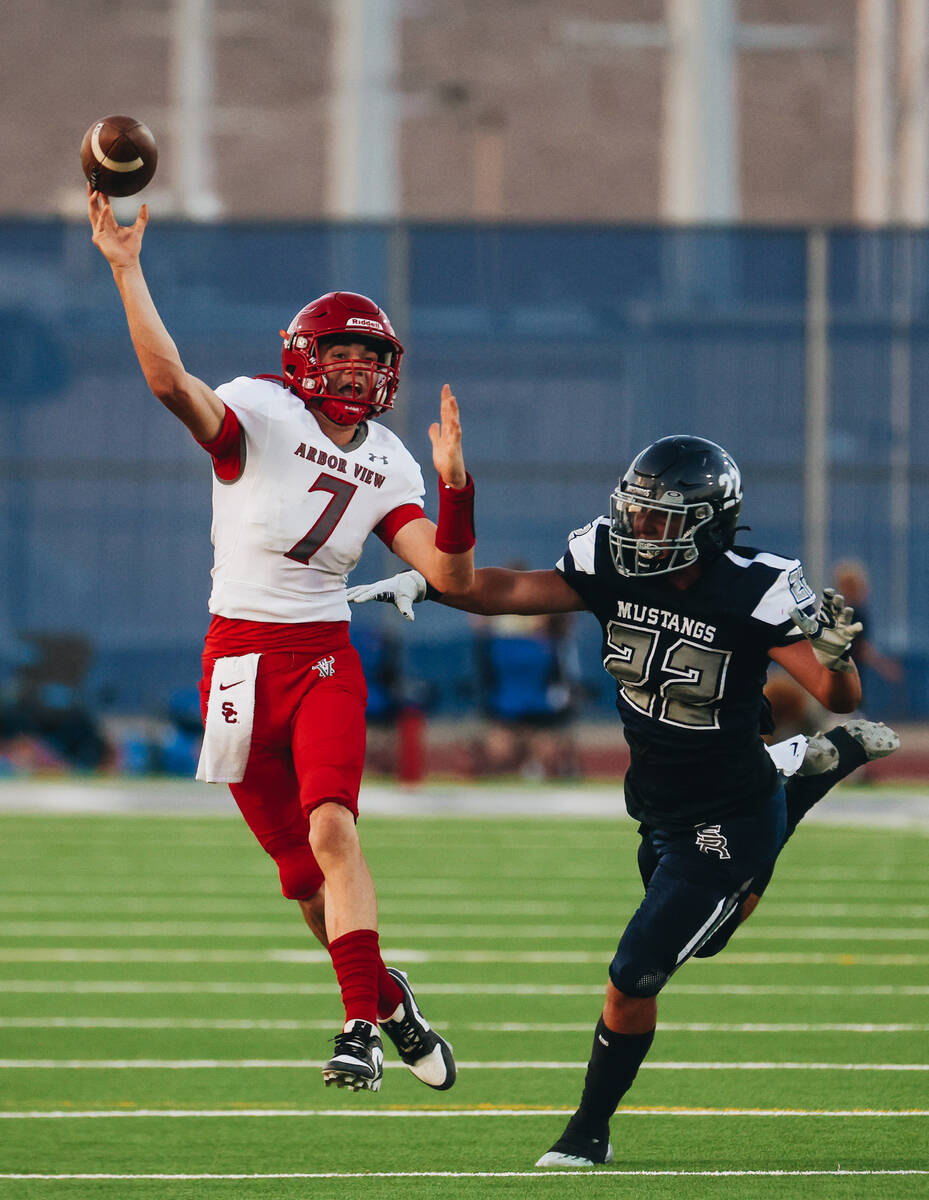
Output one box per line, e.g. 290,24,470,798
789,588,862,673
345,570,427,621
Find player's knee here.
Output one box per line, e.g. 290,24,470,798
274,845,324,901
609,952,669,998
603,982,657,1033
308,801,358,863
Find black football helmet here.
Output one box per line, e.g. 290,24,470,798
609,435,743,577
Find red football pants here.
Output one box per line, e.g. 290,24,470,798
199,646,367,900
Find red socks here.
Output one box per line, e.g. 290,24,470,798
377,959,404,1021
328,929,403,1025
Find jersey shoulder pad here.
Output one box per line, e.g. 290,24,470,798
557,516,608,576
725,547,815,630
215,375,288,422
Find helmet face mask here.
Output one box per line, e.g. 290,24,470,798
609,436,742,578
609,490,714,577
281,292,404,426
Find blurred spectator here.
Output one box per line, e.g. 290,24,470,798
0,633,111,772
352,623,433,779
471,605,582,780
832,559,904,705
158,685,204,776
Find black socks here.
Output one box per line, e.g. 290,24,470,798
571,1018,655,1132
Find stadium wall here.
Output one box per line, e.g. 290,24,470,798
0,221,924,723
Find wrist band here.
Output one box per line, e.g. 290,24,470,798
424,581,444,601
435,473,475,554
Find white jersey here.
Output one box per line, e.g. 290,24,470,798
207,376,425,622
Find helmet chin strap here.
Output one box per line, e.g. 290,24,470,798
305,392,373,427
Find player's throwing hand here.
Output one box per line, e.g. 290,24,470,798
87,184,149,271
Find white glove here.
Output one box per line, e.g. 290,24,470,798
345,570,427,621
789,588,863,673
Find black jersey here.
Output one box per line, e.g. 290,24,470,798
556,518,818,831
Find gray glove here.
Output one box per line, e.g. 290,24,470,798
345,569,427,621
789,588,863,673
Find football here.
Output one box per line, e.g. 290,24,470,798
80,115,158,197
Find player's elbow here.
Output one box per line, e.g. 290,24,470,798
148,365,191,408
430,554,474,596
820,676,862,714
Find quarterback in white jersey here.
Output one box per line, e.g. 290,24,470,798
208,374,428,624
89,187,468,1095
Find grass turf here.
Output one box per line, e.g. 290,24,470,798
0,799,927,1198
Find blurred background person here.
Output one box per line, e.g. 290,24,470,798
0,633,111,774
471,565,582,779
832,559,905,707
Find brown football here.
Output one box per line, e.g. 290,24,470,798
80,115,158,197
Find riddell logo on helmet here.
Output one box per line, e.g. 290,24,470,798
346,317,384,331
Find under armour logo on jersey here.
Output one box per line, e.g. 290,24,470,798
369,453,389,464
695,825,731,859
312,656,336,678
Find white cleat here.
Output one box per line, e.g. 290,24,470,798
797,732,839,776
843,719,901,760
536,1144,614,1168
379,968,456,1090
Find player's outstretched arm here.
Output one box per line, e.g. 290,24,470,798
87,187,224,442
348,565,585,619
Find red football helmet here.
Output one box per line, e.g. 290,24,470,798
280,291,404,426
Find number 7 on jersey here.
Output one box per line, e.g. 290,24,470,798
285,473,358,564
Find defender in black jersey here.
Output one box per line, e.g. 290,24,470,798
348,434,899,1168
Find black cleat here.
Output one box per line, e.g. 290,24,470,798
536,1118,613,1168
379,968,456,1090
322,1019,384,1092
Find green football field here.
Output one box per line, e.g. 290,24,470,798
0,793,927,1199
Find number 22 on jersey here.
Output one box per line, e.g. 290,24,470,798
605,620,732,729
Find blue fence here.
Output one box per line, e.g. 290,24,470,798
0,221,924,724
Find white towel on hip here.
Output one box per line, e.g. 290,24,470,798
196,653,262,784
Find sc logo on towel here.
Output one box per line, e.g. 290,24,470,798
222,701,239,724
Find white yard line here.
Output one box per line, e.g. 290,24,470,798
0,947,927,965
1,1017,925,1033
3,896,928,917
0,777,927,828
1,1170,927,1181
0,920,926,940
1,1058,927,1070
1,1106,927,1119
2,979,929,996
0,880,920,898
